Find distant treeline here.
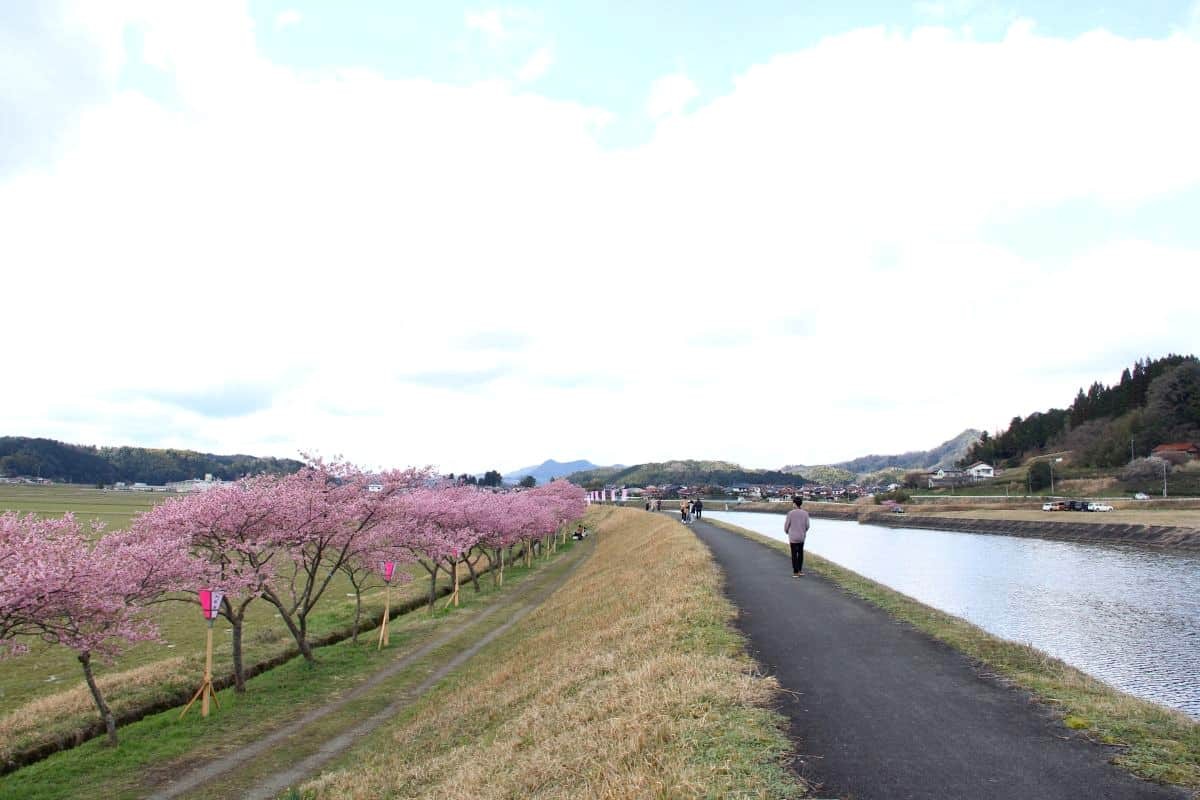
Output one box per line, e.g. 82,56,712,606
961,354,1200,468
0,437,304,485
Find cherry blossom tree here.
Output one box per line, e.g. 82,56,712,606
337,519,414,644
0,512,192,745
132,477,289,692
256,461,430,661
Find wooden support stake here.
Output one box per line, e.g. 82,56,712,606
181,623,217,719
377,584,391,649
499,548,504,587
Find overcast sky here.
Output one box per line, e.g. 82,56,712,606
3,1,1198,475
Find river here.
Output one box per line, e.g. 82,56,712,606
705,510,1200,718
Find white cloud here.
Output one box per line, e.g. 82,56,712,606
914,0,976,20
274,9,302,29
645,72,698,119
2,7,1198,473
465,9,507,42
517,46,553,82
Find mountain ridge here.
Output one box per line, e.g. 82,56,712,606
782,429,984,477
502,459,608,485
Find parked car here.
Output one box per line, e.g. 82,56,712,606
1088,502,1114,512
1042,501,1066,511
1134,492,1150,500
1067,500,1089,511
1042,502,1055,511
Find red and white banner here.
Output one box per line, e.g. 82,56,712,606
380,561,396,583
199,588,224,621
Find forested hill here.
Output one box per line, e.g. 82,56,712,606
784,429,982,476
960,354,1200,468
566,460,807,489
0,437,304,485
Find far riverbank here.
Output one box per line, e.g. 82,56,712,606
702,501,1200,551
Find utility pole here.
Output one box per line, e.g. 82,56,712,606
1131,438,1135,463
1163,460,1168,498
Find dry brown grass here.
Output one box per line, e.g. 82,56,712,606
0,658,186,748
300,507,805,799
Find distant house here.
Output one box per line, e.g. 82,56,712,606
965,462,995,480
1152,442,1200,460
927,468,968,488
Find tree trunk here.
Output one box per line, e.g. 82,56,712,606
352,590,363,644
463,552,480,592
230,614,247,693
426,562,440,611
79,652,117,746
270,602,316,663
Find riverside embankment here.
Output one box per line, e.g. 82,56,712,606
694,514,1200,797
707,510,1200,720
723,501,1200,550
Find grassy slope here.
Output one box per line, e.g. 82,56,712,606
706,517,1200,792
299,506,807,800
0,535,573,800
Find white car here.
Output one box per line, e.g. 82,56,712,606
1087,502,1114,512
1134,493,1150,500
1042,502,1055,511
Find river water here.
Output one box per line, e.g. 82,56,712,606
705,510,1200,718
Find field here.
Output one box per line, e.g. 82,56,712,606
0,484,465,765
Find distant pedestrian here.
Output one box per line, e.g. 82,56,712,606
785,495,810,577
680,500,690,524
693,497,703,520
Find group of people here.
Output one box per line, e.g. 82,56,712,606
644,490,810,579
572,524,591,540
678,497,703,524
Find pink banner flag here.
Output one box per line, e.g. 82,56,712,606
380,561,396,583
199,588,224,621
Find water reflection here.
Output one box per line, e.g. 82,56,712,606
706,511,1200,717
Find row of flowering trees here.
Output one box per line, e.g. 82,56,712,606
0,462,586,746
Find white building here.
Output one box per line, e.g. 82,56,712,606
965,462,995,480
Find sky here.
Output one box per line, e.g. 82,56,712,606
2,1,1199,476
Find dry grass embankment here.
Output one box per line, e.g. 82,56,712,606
706,518,1200,793
299,506,806,800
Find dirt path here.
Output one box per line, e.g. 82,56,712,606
685,517,1188,800
147,540,591,800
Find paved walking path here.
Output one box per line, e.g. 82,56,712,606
684,516,1188,800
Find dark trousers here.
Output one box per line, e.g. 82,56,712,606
790,541,805,574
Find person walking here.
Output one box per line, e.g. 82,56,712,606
693,497,703,520
680,499,690,524
785,495,810,577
